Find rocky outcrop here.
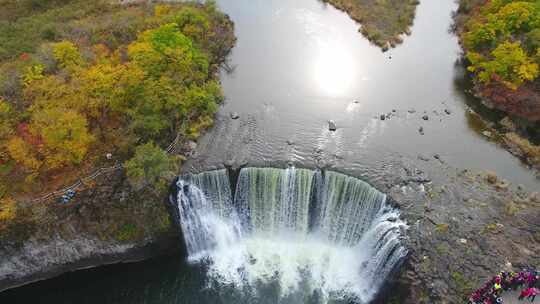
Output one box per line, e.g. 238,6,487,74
384,168,540,304
0,170,181,292
0,234,179,292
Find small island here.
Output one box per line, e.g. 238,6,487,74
322,0,420,50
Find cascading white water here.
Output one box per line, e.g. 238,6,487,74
175,170,242,260
174,167,407,303
235,167,314,234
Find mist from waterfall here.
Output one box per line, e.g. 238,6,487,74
174,168,407,303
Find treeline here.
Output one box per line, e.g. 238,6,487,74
459,0,540,90
0,1,235,202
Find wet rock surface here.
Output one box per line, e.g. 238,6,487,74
388,169,540,304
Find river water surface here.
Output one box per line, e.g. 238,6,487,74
1,0,539,303
187,0,539,189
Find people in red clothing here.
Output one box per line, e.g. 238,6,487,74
469,269,539,304
520,288,530,300
528,287,537,302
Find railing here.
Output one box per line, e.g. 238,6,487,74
30,133,183,204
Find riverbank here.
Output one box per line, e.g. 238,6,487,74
0,167,180,291
321,0,419,50
453,0,540,172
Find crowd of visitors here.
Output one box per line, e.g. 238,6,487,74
468,270,539,304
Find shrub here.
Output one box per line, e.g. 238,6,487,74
435,223,450,233
124,142,177,189
116,222,141,241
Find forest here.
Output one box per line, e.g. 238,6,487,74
0,1,235,219
459,0,540,90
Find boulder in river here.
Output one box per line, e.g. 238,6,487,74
444,109,452,115
486,172,498,184
419,126,424,135
230,112,240,120
380,115,386,121
418,154,430,161
422,115,429,121
328,120,337,131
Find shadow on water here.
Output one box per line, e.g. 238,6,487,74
453,61,540,145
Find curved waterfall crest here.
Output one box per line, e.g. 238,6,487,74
173,167,408,303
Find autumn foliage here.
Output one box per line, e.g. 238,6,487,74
461,0,540,90
0,2,235,198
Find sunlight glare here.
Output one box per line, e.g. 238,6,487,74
314,44,356,97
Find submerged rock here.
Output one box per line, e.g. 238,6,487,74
419,126,424,135
328,120,337,131
486,172,498,184
380,114,386,121
422,115,429,121
418,154,430,161
444,109,452,115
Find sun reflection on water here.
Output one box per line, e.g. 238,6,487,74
313,43,356,97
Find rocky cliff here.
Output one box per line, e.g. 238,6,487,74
0,170,181,292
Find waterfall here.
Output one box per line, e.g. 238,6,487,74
173,167,407,303
316,171,388,246
175,169,241,260
235,167,314,234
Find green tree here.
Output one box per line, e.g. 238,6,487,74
128,23,208,84
0,98,13,140
525,28,540,52
52,41,83,70
124,142,177,189
174,7,211,44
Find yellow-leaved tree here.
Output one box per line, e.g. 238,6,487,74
30,107,94,170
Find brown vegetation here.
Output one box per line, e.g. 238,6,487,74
322,0,419,50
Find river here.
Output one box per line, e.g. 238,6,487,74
1,0,538,303
186,0,539,190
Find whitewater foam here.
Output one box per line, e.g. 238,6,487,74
174,168,407,303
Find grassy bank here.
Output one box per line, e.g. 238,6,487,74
0,0,235,244
322,0,419,50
